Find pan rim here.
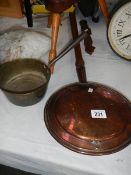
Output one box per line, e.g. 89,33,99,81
0,58,51,94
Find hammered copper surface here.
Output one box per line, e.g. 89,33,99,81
44,82,131,155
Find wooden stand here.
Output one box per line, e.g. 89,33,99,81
48,13,61,72
98,0,109,23
47,0,109,73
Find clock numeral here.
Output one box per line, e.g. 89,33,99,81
119,38,125,45
117,30,122,37
118,19,126,28
126,44,130,50
126,12,131,19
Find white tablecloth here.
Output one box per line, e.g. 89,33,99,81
0,11,131,175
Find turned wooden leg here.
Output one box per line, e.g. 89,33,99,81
47,13,52,28
48,13,61,73
98,0,109,23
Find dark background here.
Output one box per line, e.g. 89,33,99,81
0,164,38,175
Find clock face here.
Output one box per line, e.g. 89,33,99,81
108,1,131,60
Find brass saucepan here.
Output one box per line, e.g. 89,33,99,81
0,30,88,106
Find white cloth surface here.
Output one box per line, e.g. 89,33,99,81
0,11,131,175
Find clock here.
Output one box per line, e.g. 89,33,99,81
107,0,131,60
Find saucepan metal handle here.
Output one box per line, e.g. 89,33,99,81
48,29,88,67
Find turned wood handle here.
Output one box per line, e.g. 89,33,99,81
80,20,91,34
79,20,95,55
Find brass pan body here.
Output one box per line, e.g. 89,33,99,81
0,59,50,106
0,30,88,106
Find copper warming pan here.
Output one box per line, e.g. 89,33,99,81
44,81,131,155
44,13,131,156
44,26,131,156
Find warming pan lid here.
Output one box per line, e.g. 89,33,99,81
44,82,131,155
